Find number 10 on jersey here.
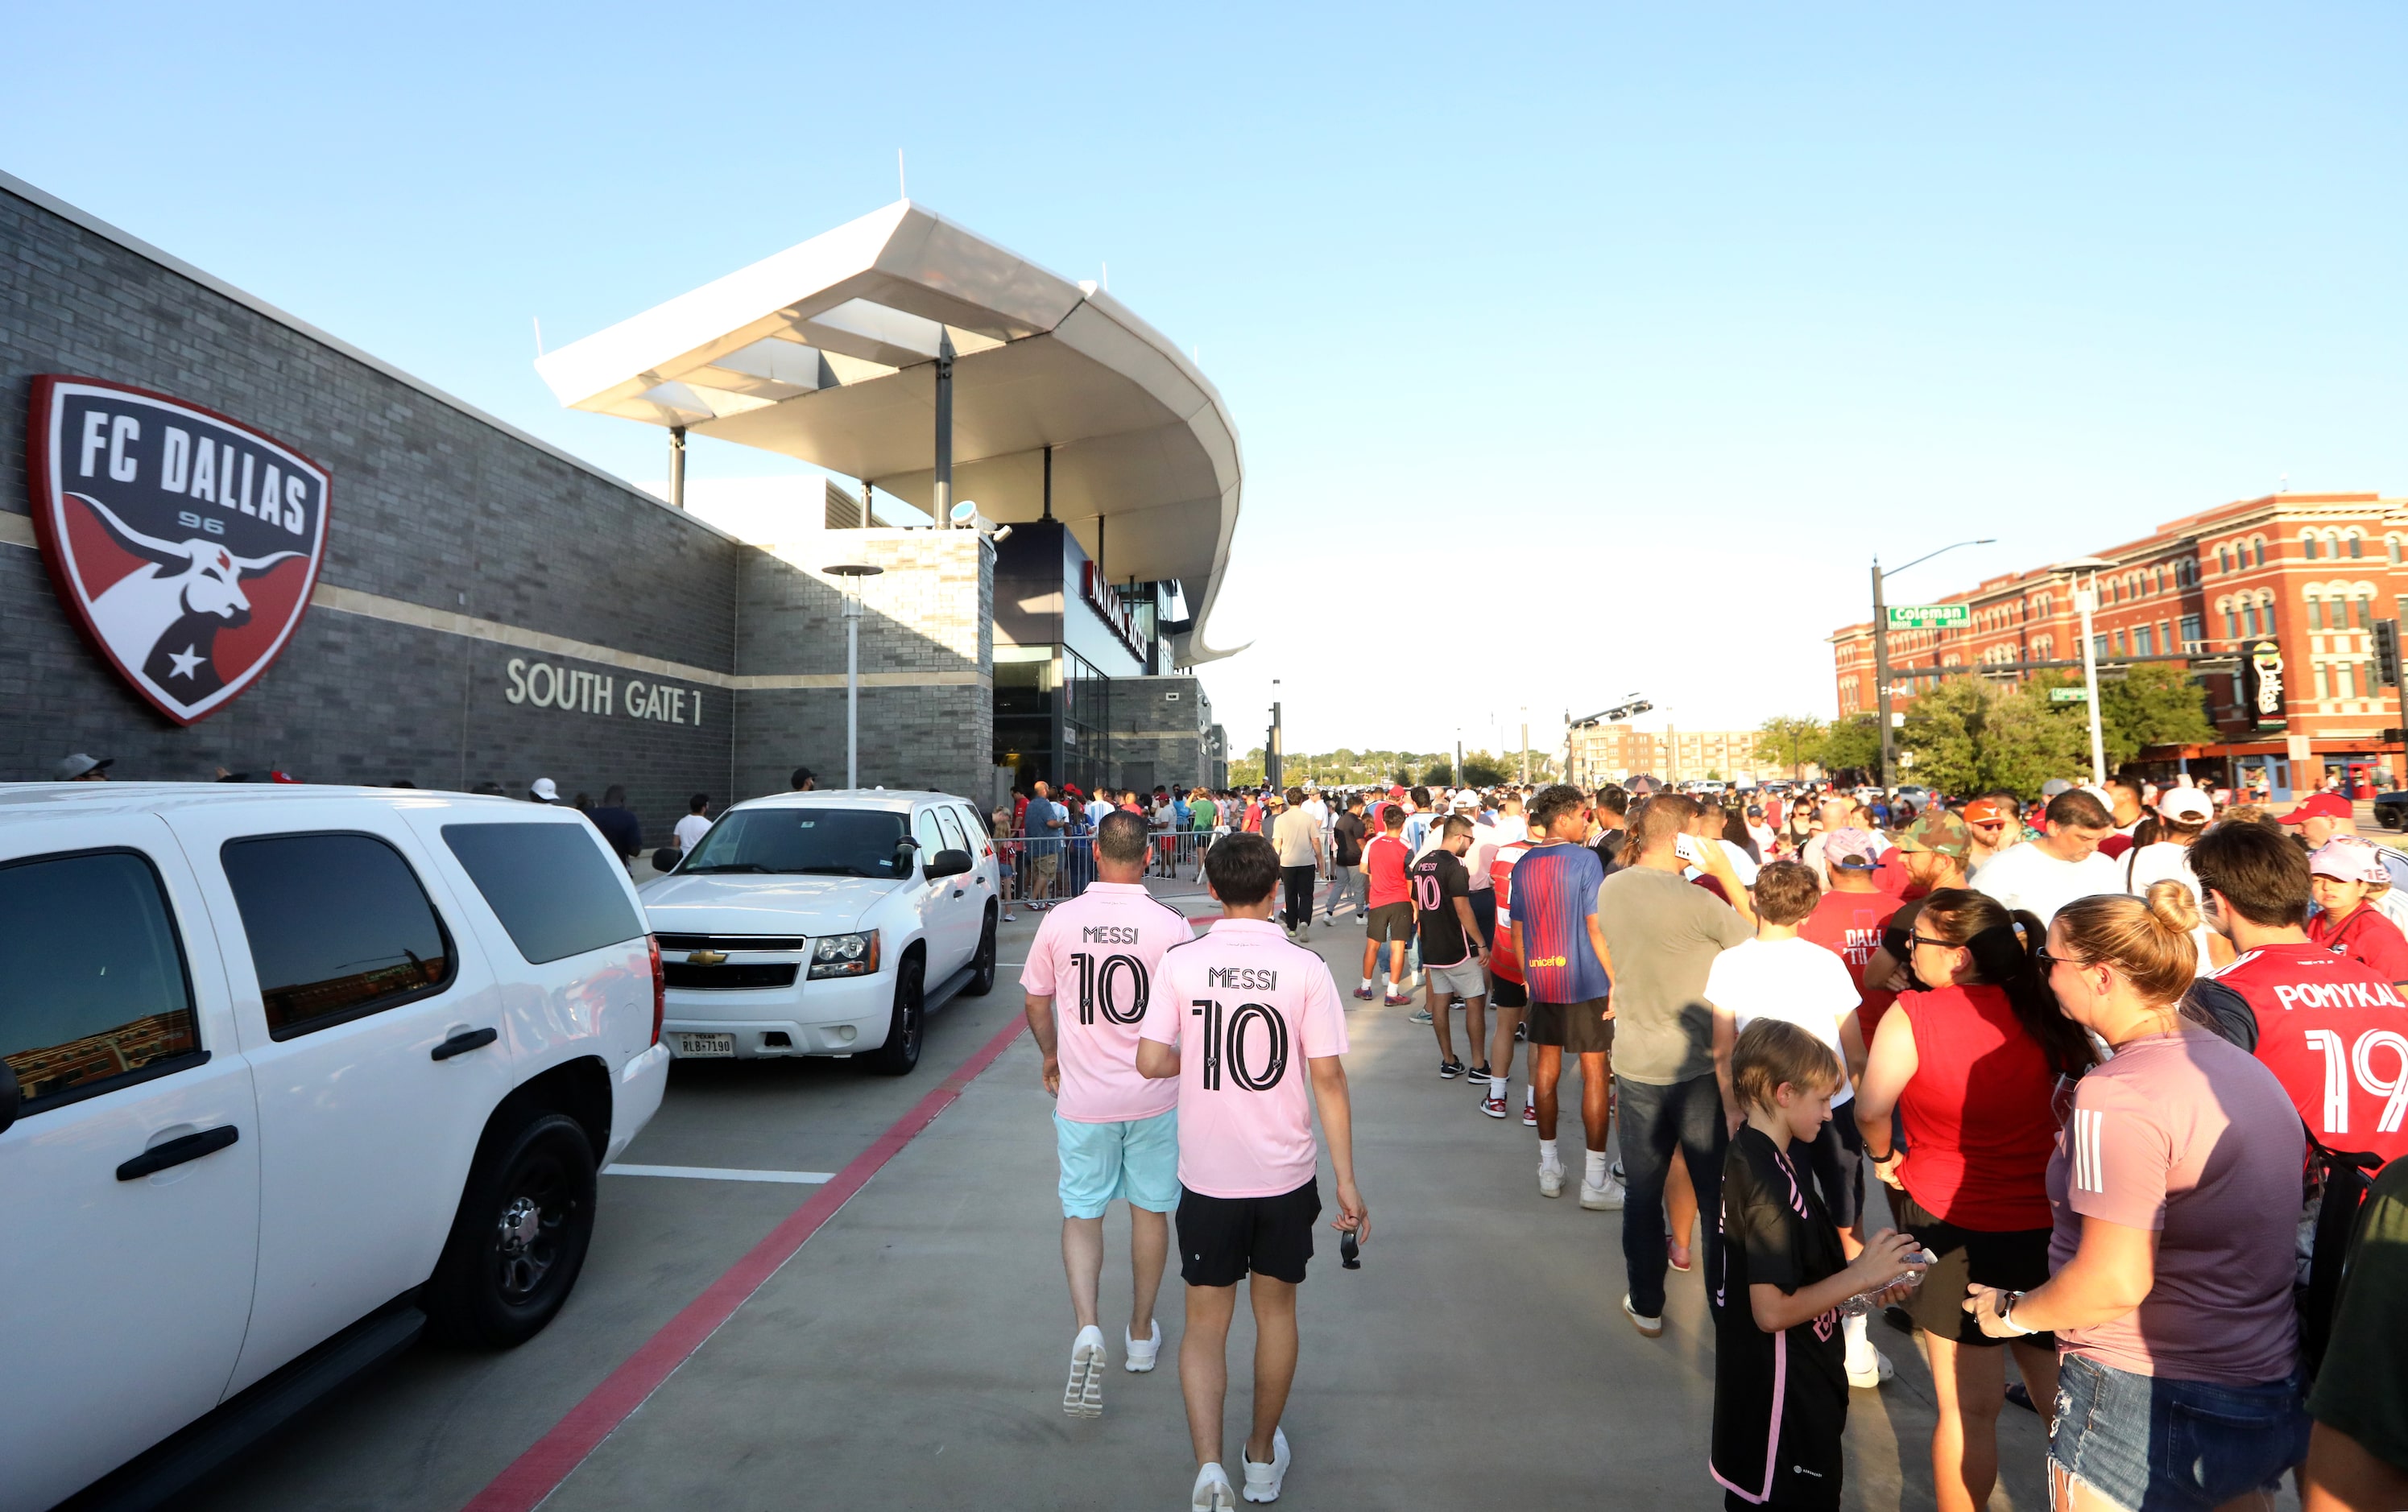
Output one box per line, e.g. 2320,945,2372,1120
1190,998,1290,1092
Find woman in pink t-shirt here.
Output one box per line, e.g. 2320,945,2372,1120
1967,886,2310,1511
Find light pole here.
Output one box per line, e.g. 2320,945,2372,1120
2052,556,2116,785
1872,539,1996,788
1266,679,1283,791
827,564,884,788
1519,705,1529,786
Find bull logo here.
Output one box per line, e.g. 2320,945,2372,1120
29,378,330,725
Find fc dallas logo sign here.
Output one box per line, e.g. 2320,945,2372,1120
29,377,329,725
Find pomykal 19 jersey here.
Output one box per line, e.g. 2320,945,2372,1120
2208,941,2408,1163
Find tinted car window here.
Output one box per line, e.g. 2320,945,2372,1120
0,849,200,1109
957,804,991,842
915,810,945,866
933,807,969,856
683,808,908,878
220,833,453,1037
442,822,643,965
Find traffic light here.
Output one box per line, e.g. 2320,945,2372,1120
2377,620,2401,689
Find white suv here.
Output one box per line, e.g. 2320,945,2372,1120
639,790,1002,1075
0,785,669,1512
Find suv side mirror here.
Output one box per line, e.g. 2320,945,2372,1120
925,848,973,880
0,1063,19,1138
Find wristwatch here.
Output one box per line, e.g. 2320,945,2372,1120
1996,1290,2037,1336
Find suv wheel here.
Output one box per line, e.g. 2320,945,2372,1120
962,908,999,997
863,952,925,1076
425,1111,598,1347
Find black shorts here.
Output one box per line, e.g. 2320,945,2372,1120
1365,901,1414,942
1177,1179,1321,1287
1467,889,1497,941
1895,1192,2055,1347
1490,976,1529,1009
1525,998,1615,1054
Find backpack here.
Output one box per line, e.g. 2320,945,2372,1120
2298,1136,2385,1385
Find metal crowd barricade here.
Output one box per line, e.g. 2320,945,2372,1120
992,825,1230,904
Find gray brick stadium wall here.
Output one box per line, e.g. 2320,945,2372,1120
0,181,993,841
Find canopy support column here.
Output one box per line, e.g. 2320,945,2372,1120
933,333,954,528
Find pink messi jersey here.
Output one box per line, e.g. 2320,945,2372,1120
1020,882,1192,1122
1140,918,1350,1197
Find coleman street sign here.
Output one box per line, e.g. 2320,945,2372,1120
1887,604,1970,629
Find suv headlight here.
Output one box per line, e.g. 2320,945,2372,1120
808,932,880,979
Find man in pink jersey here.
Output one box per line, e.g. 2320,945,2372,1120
1138,832,1366,1510
1024,810,1197,1418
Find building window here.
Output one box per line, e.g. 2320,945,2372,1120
2218,547,2232,573
2253,538,2267,567
2133,625,2154,655
2093,634,2109,659
2304,534,2322,561
2309,597,2325,631
2349,534,2364,559
2180,613,2203,647
2224,607,2239,639
2316,666,2331,700
2367,663,2381,697
2392,536,2402,566
2357,596,2374,630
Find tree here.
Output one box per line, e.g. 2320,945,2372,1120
1461,753,1509,785
2100,664,2216,766
1752,716,1829,779
1818,715,1882,783
1231,746,1267,786
1898,680,1985,796
1421,759,1454,787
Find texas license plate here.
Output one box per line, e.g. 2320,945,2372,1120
672,1032,736,1058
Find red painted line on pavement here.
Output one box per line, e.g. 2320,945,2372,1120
462,1014,1029,1512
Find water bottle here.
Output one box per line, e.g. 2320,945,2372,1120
1839,1246,1937,1318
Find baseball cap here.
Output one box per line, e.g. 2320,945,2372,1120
2280,792,2352,825
2309,838,2390,885
531,777,560,801
2040,779,2075,799
1896,810,1973,858
1959,797,2012,828
51,753,112,780
2157,788,2214,824
1823,827,1881,870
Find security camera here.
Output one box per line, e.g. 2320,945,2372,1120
989,524,1012,543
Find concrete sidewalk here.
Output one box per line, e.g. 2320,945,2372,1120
533,916,2056,1512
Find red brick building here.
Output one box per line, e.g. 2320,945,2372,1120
1829,492,2408,797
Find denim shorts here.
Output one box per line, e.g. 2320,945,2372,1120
1055,1109,1180,1219
2050,1352,2311,1512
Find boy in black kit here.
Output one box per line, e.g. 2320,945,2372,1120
1712,1020,1924,1510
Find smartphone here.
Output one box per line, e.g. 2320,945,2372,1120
1339,1229,1361,1270
1673,833,1704,865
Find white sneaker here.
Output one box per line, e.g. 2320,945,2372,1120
1192,1462,1238,1511
1622,1294,1665,1338
1579,1175,1627,1211
1538,1162,1565,1199
1063,1324,1105,1417
1240,1427,1290,1503
1847,1347,1896,1390
1125,1319,1161,1373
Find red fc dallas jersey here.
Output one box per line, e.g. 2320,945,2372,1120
1489,840,1533,985
2207,942,2408,1163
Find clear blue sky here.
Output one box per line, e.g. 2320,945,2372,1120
8,4,2402,758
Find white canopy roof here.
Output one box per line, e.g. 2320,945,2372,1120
536,201,1244,663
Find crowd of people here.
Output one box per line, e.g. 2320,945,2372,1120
1021,770,2408,1511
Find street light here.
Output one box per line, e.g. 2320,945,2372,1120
826,564,884,788
2051,556,2117,784
1872,539,1996,788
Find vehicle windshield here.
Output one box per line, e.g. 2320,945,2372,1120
681,808,911,878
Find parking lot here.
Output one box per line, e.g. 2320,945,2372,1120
187,896,2065,1512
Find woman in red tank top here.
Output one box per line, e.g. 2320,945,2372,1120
1854,888,2096,1512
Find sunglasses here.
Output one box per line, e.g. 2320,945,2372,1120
1909,933,1958,950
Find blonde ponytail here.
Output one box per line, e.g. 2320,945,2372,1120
2057,890,2197,1003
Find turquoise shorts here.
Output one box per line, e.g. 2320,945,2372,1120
1056,1109,1181,1219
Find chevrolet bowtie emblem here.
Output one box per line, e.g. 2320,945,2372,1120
687,949,728,966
